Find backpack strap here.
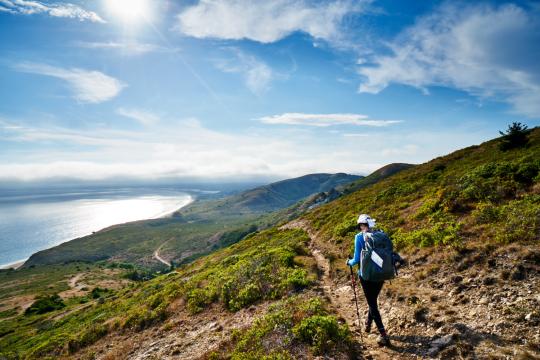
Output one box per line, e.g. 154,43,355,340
363,232,374,251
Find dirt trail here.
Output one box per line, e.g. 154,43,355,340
154,241,171,267
280,219,540,359
280,219,401,359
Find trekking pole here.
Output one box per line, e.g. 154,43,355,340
349,264,363,343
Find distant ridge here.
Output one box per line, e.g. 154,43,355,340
273,163,414,221
174,172,361,221
23,172,360,267
224,172,361,212
339,163,414,195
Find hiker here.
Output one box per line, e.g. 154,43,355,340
347,214,391,346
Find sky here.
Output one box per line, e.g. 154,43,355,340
1,0,539,186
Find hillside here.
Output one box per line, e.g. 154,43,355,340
233,172,361,211
338,163,414,195
22,173,360,269
272,163,414,222
1,128,539,359
173,172,361,220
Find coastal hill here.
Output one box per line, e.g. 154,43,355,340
0,127,538,358
22,173,361,269
231,172,362,211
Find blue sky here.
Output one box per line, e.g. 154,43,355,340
0,0,539,185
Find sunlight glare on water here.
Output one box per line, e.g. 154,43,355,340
0,191,193,266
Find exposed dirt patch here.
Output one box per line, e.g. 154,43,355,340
59,270,130,300
0,294,34,315
75,301,273,360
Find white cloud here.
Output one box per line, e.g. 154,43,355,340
176,0,366,43
258,113,402,127
343,133,369,137
0,117,495,183
76,41,175,55
358,2,540,118
14,62,126,103
0,0,104,22
214,49,273,95
116,108,159,126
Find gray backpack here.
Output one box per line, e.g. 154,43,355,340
360,230,395,282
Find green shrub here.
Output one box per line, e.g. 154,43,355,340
332,217,356,238
90,287,110,299
392,220,462,248
300,297,326,316
293,315,350,354
376,183,418,201
231,283,262,311
495,195,540,244
185,229,313,313
122,307,167,330
472,202,501,224
414,197,440,219
282,268,311,291
187,288,213,314
228,296,352,358
25,294,65,315
440,159,539,211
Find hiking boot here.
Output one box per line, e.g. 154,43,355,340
377,333,390,346
364,320,372,333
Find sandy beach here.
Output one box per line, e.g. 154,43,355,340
0,260,25,270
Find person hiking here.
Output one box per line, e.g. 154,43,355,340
346,214,391,346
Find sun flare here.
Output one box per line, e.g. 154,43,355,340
104,0,150,23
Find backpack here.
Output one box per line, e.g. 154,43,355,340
360,230,396,282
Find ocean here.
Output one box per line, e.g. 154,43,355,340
0,186,195,267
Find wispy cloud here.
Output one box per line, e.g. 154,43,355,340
14,62,126,103
76,41,176,55
343,133,369,137
358,2,540,118
258,113,402,127
0,0,104,22
214,49,273,95
116,108,159,126
176,0,368,44
0,117,493,183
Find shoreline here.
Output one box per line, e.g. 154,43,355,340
0,259,26,270
0,194,196,270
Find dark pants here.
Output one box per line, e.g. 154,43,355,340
359,276,385,333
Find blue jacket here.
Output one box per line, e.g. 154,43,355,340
347,232,366,270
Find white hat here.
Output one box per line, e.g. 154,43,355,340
357,214,376,228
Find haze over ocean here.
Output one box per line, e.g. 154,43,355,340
0,187,193,267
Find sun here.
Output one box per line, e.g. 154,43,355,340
104,0,150,23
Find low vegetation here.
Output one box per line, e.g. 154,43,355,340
0,228,318,358
1,126,538,358
207,296,354,359
305,127,540,260
24,294,65,315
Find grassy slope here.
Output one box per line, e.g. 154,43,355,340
1,129,538,358
269,163,415,223
23,173,359,269
0,228,355,359
304,128,540,258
